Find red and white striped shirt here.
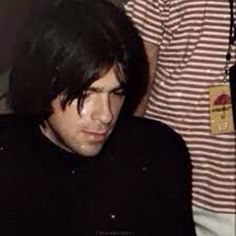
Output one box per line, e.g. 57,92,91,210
126,0,236,213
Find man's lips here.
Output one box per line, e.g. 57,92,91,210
82,130,107,135
82,130,108,141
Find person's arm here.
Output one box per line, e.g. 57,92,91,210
125,0,161,117
134,40,158,117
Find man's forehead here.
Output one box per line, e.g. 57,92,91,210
88,68,121,90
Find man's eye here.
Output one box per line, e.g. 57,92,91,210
112,90,125,96
84,91,92,99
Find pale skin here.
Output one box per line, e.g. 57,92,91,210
134,41,158,117
40,67,125,157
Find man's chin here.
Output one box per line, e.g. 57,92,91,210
72,143,104,157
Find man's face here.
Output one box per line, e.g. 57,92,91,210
41,67,125,157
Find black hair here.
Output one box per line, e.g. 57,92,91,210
10,0,148,123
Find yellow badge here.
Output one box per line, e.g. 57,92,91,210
209,85,235,134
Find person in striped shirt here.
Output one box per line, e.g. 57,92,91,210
125,0,236,235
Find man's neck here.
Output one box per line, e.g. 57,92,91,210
39,121,73,153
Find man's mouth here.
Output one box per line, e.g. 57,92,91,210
82,130,108,142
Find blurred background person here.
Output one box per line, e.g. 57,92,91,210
125,0,236,236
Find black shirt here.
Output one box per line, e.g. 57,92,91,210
0,115,196,236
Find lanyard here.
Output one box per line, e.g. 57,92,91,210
224,0,236,82
228,0,236,46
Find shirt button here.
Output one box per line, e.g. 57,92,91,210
110,213,116,220
71,170,76,175
0,146,4,151
142,166,148,172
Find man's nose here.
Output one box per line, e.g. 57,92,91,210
92,95,113,124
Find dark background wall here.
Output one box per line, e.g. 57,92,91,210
0,0,37,72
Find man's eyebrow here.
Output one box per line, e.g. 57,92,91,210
86,85,124,93
86,87,102,93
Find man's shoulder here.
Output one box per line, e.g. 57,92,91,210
115,116,183,145
105,117,191,192
107,116,188,164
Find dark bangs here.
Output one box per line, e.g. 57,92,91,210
51,35,129,111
